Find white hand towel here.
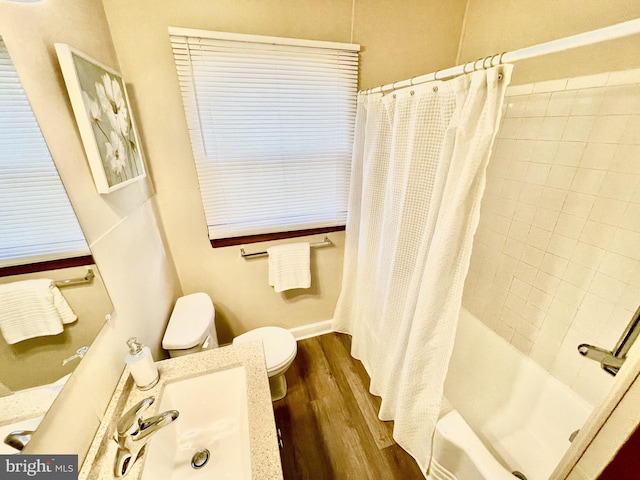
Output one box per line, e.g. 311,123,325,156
0,278,77,344
267,242,311,293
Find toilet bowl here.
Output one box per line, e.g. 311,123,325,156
162,293,297,401
233,326,297,401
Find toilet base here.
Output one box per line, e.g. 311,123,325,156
269,373,288,401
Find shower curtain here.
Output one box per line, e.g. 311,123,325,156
333,65,512,475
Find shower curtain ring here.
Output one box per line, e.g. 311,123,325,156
474,58,483,71
387,81,395,98
495,52,506,80
483,56,493,69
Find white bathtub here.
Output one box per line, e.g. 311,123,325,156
429,308,594,480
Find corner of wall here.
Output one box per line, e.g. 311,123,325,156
454,0,472,65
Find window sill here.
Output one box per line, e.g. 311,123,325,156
0,255,95,277
210,226,345,248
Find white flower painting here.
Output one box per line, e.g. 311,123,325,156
56,44,145,193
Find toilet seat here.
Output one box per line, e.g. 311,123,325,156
233,326,297,375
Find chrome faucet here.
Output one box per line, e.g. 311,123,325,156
3,430,34,451
113,396,179,477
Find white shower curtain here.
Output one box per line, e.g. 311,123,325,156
333,65,512,475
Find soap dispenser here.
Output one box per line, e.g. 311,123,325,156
125,337,159,390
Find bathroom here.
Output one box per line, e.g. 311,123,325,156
0,0,639,478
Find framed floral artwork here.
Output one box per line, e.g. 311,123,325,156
55,44,146,194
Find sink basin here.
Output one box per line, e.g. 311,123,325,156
141,365,251,479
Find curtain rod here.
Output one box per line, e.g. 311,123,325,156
362,18,640,94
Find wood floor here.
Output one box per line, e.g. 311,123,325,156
272,333,424,480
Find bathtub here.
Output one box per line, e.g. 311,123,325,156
429,308,594,480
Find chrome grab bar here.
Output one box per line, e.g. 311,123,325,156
578,305,640,376
578,344,625,375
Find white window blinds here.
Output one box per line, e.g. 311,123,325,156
0,37,89,267
169,28,359,240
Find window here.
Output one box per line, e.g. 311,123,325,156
169,28,359,245
0,37,89,268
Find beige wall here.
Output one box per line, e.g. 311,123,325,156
0,0,182,461
458,0,640,85
568,366,640,479
353,0,466,90
100,0,467,343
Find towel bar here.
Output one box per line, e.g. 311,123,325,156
54,269,95,288
240,237,332,259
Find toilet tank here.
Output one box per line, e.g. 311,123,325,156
162,293,218,358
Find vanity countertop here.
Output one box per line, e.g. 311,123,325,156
79,342,283,480
0,379,66,426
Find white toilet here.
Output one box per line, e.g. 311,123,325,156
233,326,297,401
162,292,297,401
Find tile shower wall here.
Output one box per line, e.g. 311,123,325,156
462,68,640,405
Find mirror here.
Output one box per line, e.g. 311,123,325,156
0,35,113,450
0,267,112,392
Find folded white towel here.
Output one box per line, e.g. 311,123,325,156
267,242,311,293
0,278,77,345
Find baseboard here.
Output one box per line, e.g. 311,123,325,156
288,319,334,341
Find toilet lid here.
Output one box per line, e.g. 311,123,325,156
233,327,297,370
163,293,214,350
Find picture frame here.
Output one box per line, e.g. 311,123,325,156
55,43,146,194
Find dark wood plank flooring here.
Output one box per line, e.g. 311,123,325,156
273,333,424,480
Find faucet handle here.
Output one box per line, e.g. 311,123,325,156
116,396,155,438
